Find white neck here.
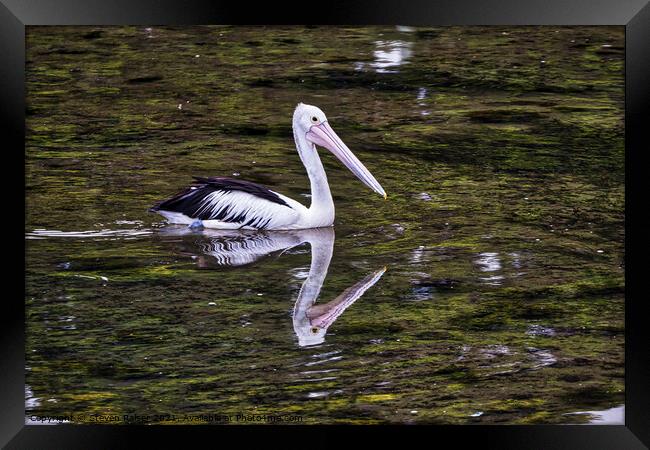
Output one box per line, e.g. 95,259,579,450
293,124,335,227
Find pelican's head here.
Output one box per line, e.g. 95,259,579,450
293,103,387,199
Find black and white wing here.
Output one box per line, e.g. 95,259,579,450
151,176,301,229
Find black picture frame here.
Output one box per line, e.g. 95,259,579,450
2,1,648,448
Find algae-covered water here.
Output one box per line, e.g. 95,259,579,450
25,26,624,424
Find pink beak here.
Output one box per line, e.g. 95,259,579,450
306,121,387,199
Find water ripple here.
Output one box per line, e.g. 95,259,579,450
27,228,153,240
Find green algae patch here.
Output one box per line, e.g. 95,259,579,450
356,394,399,402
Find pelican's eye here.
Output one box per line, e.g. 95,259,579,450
311,327,319,334
311,116,319,123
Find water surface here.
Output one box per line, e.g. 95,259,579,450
25,26,624,424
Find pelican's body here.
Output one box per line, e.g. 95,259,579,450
151,103,386,230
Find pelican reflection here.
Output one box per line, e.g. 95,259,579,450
158,226,385,346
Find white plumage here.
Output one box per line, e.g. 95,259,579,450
151,103,386,230
155,189,313,229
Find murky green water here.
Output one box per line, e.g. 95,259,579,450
25,26,624,424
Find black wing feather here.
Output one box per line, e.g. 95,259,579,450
150,177,291,222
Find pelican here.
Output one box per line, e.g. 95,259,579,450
150,103,386,230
